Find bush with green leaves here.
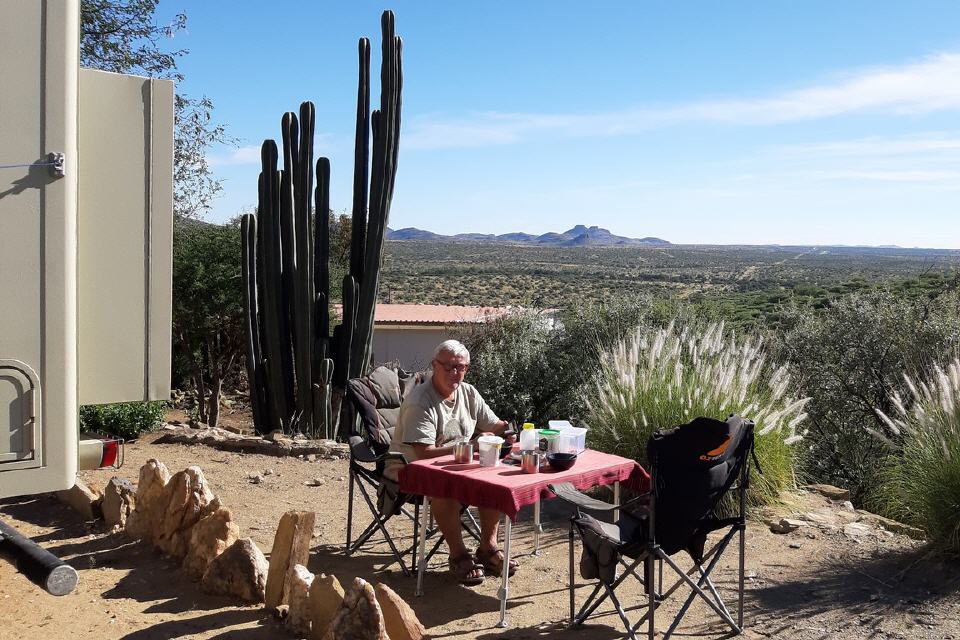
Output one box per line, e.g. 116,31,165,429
79,401,167,441
868,359,960,553
173,218,245,429
587,320,807,506
459,297,670,426
457,310,553,424
776,288,960,502
538,296,681,423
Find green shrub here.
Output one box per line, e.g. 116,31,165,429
587,319,806,506
869,359,960,553
79,401,167,440
459,297,669,426
776,289,960,502
538,296,679,423
458,310,553,423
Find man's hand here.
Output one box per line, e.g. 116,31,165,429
497,420,517,444
477,421,515,444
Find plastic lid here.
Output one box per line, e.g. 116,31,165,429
477,435,504,445
522,422,535,430
539,429,560,436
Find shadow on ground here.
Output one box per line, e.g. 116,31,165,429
1,493,263,617
116,607,275,640
747,544,960,636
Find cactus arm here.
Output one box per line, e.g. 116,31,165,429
240,213,265,432
290,104,315,433
350,12,402,378
258,142,287,431
350,37,371,285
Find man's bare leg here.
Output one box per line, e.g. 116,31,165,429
476,507,518,576
477,507,501,552
431,497,469,557
431,497,483,583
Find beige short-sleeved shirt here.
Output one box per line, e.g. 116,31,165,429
386,376,500,479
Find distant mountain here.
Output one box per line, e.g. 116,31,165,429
385,225,671,247
386,227,445,241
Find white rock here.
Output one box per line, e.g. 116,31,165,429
287,564,315,636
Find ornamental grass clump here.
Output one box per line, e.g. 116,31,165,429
870,359,960,553
586,320,808,506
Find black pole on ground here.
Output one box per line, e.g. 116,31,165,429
0,518,79,596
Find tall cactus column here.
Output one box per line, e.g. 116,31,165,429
241,11,403,438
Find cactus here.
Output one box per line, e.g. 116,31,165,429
241,11,402,437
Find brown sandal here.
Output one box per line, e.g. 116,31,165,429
449,553,484,586
475,548,519,578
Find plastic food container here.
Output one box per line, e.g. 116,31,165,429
538,429,561,453
477,435,504,467
559,427,588,453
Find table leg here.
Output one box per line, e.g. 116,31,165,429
613,481,621,522
415,498,430,597
533,497,542,556
497,515,512,628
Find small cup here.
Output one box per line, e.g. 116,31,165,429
521,450,540,474
453,440,473,464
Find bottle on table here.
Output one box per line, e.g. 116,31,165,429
519,422,538,451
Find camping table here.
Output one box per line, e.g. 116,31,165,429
399,448,649,628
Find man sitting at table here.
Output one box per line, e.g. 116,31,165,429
390,339,518,586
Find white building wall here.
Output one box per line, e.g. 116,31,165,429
372,326,454,371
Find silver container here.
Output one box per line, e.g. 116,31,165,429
521,449,540,474
453,440,473,464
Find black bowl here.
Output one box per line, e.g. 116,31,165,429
499,441,514,459
547,452,578,471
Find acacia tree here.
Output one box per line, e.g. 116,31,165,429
173,220,244,428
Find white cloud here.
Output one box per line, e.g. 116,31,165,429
404,52,960,149
811,169,960,183
783,134,960,158
209,145,261,166
208,134,336,166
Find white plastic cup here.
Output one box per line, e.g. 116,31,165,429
477,435,504,467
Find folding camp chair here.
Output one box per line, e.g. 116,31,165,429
344,366,479,576
549,414,756,640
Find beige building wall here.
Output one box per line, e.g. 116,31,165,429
372,326,452,371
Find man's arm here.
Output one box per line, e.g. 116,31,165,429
471,388,515,442
409,441,458,460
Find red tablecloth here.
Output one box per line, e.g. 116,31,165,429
398,449,649,521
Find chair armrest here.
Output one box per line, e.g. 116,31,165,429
548,482,618,512
349,436,407,465
548,482,651,513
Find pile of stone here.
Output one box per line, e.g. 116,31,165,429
765,483,925,541
265,510,426,639
123,459,269,602
57,462,428,634
154,423,349,459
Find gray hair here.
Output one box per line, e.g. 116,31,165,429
433,339,470,361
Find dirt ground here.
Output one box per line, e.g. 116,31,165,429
2,424,959,640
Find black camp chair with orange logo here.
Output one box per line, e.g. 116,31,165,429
549,414,758,640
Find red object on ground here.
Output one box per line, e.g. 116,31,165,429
398,448,650,521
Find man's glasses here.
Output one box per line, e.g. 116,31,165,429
434,360,470,374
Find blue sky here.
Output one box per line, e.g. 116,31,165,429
162,1,960,248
